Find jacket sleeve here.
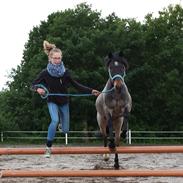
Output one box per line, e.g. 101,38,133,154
31,70,47,92
67,70,93,93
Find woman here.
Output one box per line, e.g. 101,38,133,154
32,41,100,158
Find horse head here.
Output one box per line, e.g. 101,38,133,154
104,51,128,91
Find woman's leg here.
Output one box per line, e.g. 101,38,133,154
59,103,70,134
47,102,59,146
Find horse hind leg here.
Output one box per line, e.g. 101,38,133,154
104,126,108,147
108,138,115,149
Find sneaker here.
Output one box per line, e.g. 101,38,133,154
44,147,51,158
58,123,62,132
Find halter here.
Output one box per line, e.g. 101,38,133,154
108,68,126,82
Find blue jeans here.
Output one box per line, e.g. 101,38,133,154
47,102,70,141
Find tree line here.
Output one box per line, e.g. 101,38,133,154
0,3,182,132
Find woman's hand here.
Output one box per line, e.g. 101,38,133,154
37,88,46,95
92,89,101,96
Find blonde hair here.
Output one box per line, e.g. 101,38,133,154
43,40,62,60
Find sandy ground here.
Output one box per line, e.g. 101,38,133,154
0,145,183,183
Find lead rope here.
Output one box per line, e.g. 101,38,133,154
34,84,114,99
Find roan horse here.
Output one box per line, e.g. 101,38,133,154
95,51,132,169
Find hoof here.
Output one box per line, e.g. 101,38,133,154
108,142,116,149
103,154,109,161
114,163,120,169
94,164,102,170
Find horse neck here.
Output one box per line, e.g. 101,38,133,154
106,78,128,98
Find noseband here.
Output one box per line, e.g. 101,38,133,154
108,68,126,82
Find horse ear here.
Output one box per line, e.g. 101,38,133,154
108,52,113,59
118,51,124,57
104,52,112,68
118,51,129,70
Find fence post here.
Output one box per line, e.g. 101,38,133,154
1,131,3,142
128,129,131,144
65,133,68,145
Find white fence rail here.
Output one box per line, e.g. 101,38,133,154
1,130,183,144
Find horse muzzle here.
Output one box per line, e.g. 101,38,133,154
113,77,123,90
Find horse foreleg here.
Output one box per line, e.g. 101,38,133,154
100,123,110,161
114,153,119,169
114,137,120,169
114,125,122,169
108,115,115,149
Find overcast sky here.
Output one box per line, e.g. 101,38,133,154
0,0,182,90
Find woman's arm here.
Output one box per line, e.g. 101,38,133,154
31,70,47,95
68,71,100,96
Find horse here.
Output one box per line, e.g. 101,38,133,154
95,51,132,169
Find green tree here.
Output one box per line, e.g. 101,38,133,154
0,3,182,133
